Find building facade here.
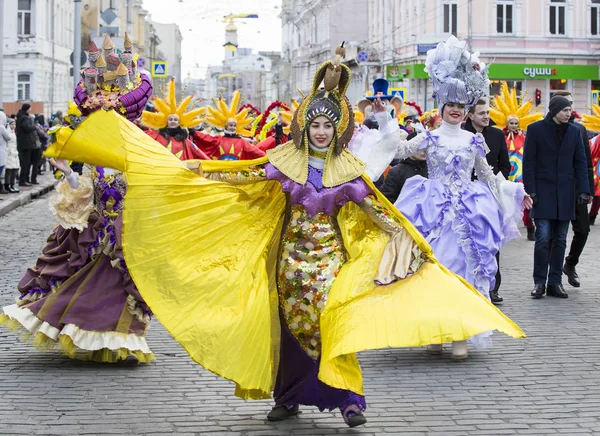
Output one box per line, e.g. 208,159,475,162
149,21,183,93
1,0,74,118
205,22,281,111
280,0,369,103
367,0,600,114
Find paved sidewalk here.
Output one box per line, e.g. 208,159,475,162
1,198,599,436
0,171,57,217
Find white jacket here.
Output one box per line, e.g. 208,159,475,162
5,128,19,169
0,112,8,167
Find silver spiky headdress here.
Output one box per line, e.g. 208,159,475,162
425,36,490,109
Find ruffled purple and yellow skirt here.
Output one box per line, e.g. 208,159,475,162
0,213,154,363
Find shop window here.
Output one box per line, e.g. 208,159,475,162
497,0,514,34
490,80,522,97
592,80,600,105
549,0,566,36
18,0,33,36
443,1,458,36
17,73,32,101
549,79,568,100
592,0,600,36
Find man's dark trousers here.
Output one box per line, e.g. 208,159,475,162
565,203,590,268
534,219,570,285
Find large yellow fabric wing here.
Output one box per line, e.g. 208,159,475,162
46,110,285,399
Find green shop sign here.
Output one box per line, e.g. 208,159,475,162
489,64,598,80
386,63,599,81
386,64,428,81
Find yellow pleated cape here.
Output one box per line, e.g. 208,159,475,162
45,110,525,400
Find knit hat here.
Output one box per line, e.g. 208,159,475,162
21,103,31,112
548,96,571,117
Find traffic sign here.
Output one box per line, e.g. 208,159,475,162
70,50,87,66
137,57,146,69
389,87,407,101
357,50,369,63
151,61,168,78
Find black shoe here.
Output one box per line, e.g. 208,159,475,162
19,182,31,187
531,284,545,299
342,405,367,428
546,284,568,298
267,404,300,421
527,227,536,241
9,186,20,193
31,181,39,185
490,290,503,304
563,264,580,288
590,215,596,226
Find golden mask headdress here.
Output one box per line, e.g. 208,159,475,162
582,104,600,133
490,81,543,130
141,78,205,130
205,90,254,137
267,44,366,187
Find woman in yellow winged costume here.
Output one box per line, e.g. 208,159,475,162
45,48,524,427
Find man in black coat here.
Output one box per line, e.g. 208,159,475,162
15,104,38,186
523,96,590,299
380,154,428,203
553,91,595,288
464,99,510,304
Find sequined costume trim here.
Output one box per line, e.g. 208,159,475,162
278,205,345,360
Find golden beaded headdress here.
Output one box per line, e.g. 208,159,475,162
268,44,366,187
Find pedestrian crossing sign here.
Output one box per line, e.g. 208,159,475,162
151,61,168,78
389,87,407,101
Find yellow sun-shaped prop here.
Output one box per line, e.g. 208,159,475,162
490,81,543,130
205,90,254,137
280,99,299,135
353,105,364,125
141,79,205,130
582,104,600,133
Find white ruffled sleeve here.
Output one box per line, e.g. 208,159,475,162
48,171,95,231
348,112,426,182
472,134,525,241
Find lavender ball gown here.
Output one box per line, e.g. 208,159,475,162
352,115,525,348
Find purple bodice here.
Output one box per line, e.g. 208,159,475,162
265,163,372,217
92,166,126,216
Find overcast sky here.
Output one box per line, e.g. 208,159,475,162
142,0,282,79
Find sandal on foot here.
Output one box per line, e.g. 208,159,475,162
342,404,367,428
267,404,300,421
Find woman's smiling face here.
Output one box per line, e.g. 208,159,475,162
442,102,466,125
308,116,334,149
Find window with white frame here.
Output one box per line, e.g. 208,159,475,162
549,0,566,35
18,0,33,35
592,0,600,36
497,0,514,34
443,1,458,35
17,73,32,101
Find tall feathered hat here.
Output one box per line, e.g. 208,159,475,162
490,81,543,130
425,36,489,109
267,43,366,187
141,78,205,130
582,104,600,133
205,90,254,136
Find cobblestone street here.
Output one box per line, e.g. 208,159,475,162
1,197,599,436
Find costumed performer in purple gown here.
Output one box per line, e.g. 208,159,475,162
0,35,155,363
353,36,533,359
